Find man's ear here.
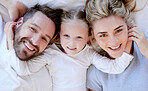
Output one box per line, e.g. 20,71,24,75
16,17,23,28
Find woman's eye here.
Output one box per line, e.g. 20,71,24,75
116,29,123,33
99,34,107,37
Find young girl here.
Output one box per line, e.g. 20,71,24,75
5,10,133,91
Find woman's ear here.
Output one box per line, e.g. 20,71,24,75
16,17,23,28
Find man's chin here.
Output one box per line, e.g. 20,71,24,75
16,52,36,61
18,55,34,61
17,52,43,61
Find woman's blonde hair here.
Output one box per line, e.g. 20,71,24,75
85,0,136,27
85,0,136,56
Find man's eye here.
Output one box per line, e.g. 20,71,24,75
42,37,47,42
99,34,107,37
31,27,36,32
63,34,69,37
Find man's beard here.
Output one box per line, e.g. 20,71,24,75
13,26,39,61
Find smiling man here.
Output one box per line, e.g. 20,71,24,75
9,5,61,61
0,4,62,91
14,11,54,60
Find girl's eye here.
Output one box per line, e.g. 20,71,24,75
99,34,107,37
77,36,83,39
63,34,69,37
116,29,123,33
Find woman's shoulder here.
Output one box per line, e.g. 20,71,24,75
88,65,107,77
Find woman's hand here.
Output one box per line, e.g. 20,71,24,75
0,0,27,21
128,26,148,58
4,21,16,50
124,40,133,54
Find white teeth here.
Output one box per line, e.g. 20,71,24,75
111,45,120,49
24,42,34,51
67,47,76,50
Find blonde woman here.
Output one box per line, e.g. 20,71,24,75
85,0,148,91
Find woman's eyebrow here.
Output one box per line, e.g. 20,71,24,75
114,25,123,30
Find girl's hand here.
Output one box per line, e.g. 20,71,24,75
4,21,16,50
128,26,148,58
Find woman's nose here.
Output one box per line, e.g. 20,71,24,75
109,36,119,45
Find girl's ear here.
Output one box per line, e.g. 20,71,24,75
87,28,96,45
16,17,23,28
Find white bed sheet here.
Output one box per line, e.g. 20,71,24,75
20,0,86,11
0,0,148,90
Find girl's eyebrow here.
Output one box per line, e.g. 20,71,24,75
97,32,107,35
114,25,123,30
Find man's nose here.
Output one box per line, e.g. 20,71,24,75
31,34,42,46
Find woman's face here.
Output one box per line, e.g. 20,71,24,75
93,15,128,58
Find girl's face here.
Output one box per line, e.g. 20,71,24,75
93,15,128,58
60,19,89,56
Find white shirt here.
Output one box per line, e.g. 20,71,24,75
9,44,133,91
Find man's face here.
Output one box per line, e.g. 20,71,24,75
14,11,55,60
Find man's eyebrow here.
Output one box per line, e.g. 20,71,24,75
46,34,51,40
31,23,51,40
114,25,123,30
31,23,41,30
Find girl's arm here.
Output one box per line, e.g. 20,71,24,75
8,50,49,76
91,50,133,74
4,21,15,50
128,26,148,59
